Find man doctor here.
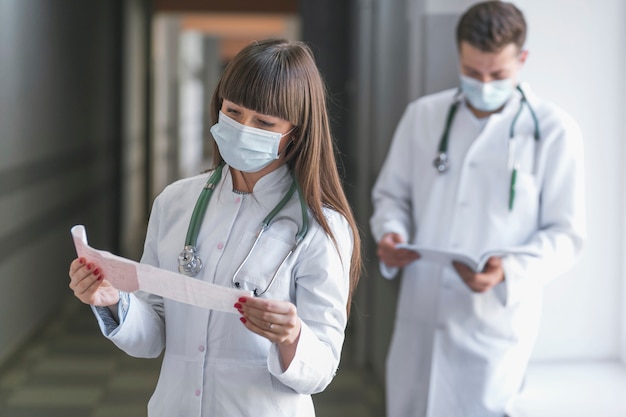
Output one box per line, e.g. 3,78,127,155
369,2,586,416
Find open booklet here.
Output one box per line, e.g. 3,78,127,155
70,225,251,313
396,243,538,272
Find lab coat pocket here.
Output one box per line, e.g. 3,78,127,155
474,290,519,344
509,170,539,215
233,223,298,298
214,362,289,416
148,354,203,417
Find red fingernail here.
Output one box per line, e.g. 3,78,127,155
79,258,86,264
234,303,242,309
239,317,247,324
97,276,103,281
238,297,247,303
86,264,93,271
93,268,100,276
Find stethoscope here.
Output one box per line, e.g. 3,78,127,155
177,163,309,296
433,85,540,210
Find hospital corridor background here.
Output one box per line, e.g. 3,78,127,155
1,0,625,416
0,297,384,416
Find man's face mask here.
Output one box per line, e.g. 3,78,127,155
460,75,515,112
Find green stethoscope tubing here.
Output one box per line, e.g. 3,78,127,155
436,85,540,166
510,85,540,140
179,162,309,286
183,163,225,247
433,85,541,211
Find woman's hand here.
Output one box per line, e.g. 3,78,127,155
68,257,120,306
377,232,420,268
234,296,302,369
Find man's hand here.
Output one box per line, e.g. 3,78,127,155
377,233,420,268
453,256,505,292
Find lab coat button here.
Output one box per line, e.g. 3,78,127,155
217,242,224,250
195,389,201,397
235,197,241,203
198,345,205,352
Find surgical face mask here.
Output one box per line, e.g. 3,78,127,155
210,111,293,173
460,75,514,112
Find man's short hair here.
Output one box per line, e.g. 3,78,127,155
456,1,527,52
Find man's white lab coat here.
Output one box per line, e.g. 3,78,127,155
370,85,585,417
92,165,352,417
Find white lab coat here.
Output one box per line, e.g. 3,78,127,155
92,164,352,417
370,85,585,417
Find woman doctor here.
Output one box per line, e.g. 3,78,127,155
68,39,361,417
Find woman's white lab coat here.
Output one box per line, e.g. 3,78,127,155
92,165,353,417
370,85,585,417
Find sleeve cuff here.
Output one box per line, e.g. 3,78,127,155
379,261,399,279
267,321,337,394
371,222,408,245
91,291,130,337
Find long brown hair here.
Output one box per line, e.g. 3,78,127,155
210,39,361,315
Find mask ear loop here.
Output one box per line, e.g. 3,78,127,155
282,126,296,137
278,126,298,157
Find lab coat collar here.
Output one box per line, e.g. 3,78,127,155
517,81,537,105
224,163,292,196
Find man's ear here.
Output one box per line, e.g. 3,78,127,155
519,49,529,65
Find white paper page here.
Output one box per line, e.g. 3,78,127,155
396,244,480,270
397,244,539,272
71,225,251,313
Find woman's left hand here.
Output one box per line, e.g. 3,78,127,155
234,296,301,345
235,296,302,370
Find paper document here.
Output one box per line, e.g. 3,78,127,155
71,225,251,313
396,244,538,272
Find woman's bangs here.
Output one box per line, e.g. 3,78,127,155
219,58,302,124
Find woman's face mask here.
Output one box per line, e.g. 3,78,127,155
210,111,293,173
460,75,514,112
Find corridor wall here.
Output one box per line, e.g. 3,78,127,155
0,0,123,365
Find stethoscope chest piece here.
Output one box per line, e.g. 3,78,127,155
178,245,203,276
176,163,309,288
433,153,449,173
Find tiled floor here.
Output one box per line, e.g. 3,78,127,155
0,298,384,417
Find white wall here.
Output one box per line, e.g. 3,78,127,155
515,0,626,361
